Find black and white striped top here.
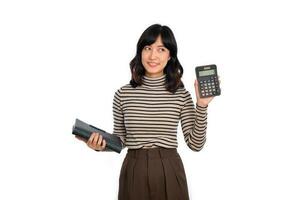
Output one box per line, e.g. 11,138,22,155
112,73,208,152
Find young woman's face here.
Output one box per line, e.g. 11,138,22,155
141,35,170,78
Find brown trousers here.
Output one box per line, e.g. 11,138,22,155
118,147,190,200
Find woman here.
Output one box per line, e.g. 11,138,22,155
76,24,215,200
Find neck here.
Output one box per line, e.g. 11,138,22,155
145,72,164,78
142,73,166,88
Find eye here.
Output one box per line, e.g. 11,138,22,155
158,48,166,52
143,46,151,51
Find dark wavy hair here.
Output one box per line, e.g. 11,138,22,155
129,24,184,94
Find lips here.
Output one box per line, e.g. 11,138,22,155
148,62,159,67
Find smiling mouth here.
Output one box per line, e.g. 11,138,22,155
148,62,159,67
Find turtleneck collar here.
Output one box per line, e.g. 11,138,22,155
142,73,166,88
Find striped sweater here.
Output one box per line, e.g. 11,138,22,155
111,73,208,152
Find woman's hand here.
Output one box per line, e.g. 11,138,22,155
75,132,106,151
194,77,221,107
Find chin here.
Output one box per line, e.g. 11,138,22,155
146,66,162,72
147,70,161,75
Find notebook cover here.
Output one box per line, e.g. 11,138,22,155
72,118,122,153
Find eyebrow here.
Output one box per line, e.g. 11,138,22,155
145,44,166,48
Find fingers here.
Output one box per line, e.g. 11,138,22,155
87,132,106,151
87,132,97,149
98,138,106,150
95,135,106,151
97,134,102,147
92,132,99,147
194,79,200,99
102,139,106,149
218,75,222,91
96,135,106,150
194,79,198,87
87,132,95,146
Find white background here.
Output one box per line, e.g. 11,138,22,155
1,0,299,199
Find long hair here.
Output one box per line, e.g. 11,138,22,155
129,24,184,94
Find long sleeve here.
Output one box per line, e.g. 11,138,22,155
101,88,126,152
106,75,208,150
112,88,126,150
180,90,208,152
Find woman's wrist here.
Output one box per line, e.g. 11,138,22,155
197,101,208,108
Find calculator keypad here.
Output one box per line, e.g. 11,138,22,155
199,76,220,97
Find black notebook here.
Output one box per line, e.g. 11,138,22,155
72,118,123,153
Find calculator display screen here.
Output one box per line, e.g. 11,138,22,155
199,69,215,77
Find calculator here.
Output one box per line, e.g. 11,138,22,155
195,64,221,98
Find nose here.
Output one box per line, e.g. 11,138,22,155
149,49,157,60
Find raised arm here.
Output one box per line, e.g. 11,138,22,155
180,90,208,152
